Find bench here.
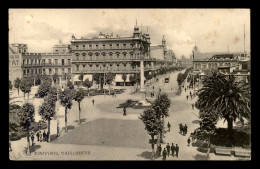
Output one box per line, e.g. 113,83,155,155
215,147,232,156
234,148,251,157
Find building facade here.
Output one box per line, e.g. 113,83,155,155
70,24,158,86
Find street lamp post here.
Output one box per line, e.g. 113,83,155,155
192,50,195,94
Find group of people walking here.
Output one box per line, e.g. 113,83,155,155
157,143,179,161
35,130,49,143
179,123,188,135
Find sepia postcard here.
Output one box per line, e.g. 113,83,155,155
9,8,251,161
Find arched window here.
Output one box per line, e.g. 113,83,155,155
122,52,127,59
75,53,80,56
82,53,86,56
115,52,120,59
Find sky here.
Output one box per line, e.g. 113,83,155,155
9,9,250,59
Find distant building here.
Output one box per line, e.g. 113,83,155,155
150,35,176,65
53,40,71,53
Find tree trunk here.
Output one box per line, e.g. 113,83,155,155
65,107,68,133
88,88,90,97
151,134,155,160
27,92,29,99
109,84,111,96
227,117,233,131
18,88,19,95
26,128,30,155
78,102,81,125
48,119,51,142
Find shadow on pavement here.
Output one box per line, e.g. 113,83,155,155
74,118,87,123
23,145,41,154
193,154,210,160
192,120,200,124
137,151,153,160
50,134,59,142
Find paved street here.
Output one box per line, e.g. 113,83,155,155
9,70,246,160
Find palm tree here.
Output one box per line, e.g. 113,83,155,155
195,72,251,132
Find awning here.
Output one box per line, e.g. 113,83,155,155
83,74,93,81
115,74,134,82
73,75,80,81
115,74,124,82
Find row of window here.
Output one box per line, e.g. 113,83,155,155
74,63,153,71
23,58,71,65
74,53,142,61
23,68,71,75
74,43,134,49
195,62,234,69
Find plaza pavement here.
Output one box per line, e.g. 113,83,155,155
9,70,247,160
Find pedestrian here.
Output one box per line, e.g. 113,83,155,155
187,137,191,146
38,121,42,130
9,141,12,152
43,131,46,142
123,107,127,116
153,86,154,90
184,124,188,135
162,148,167,161
115,93,116,98
175,144,179,158
190,91,192,98
31,132,35,146
36,131,40,141
192,103,194,110
185,88,186,92
186,95,189,101
179,123,183,134
46,132,49,142
166,143,170,156
167,122,171,131
157,144,162,156
151,92,153,98
171,143,175,157
39,131,42,142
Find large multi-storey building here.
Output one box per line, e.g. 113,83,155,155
71,23,158,87
9,42,72,86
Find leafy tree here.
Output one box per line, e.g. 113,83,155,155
129,75,137,92
105,72,115,95
83,78,93,96
37,78,52,98
17,103,35,155
67,81,75,90
35,75,41,86
38,93,56,142
52,74,59,85
78,72,84,86
139,108,163,160
9,80,13,90
93,73,102,90
59,88,76,133
151,93,171,143
74,88,85,124
122,74,127,86
195,72,251,132
14,78,21,95
194,111,218,156
20,78,32,99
